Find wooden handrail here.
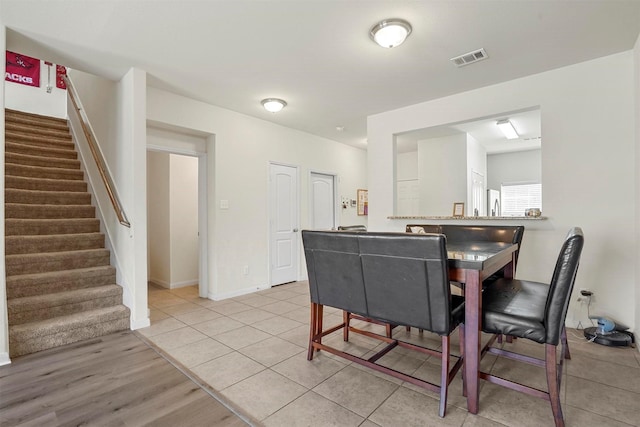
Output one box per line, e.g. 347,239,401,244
64,75,131,227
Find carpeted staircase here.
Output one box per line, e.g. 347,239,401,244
4,109,130,358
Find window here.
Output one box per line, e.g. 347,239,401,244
501,182,542,217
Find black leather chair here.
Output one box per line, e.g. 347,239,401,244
302,230,464,417
478,227,584,427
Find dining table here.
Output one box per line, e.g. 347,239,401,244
446,240,519,414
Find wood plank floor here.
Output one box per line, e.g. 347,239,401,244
0,331,252,427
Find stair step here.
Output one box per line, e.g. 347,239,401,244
6,266,116,299
6,108,68,127
5,129,72,146
4,109,130,358
8,285,123,325
6,152,81,170
5,188,92,205
6,233,105,255
6,203,95,219
6,163,84,180
8,305,130,357
6,248,111,276
5,218,100,236
6,121,71,139
5,175,87,192
5,132,75,150
5,141,77,160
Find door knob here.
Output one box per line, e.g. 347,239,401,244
293,228,299,232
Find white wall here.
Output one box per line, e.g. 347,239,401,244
147,151,171,286
397,151,418,181
368,52,636,329
417,134,466,216
68,68,149,329
169,154,199,286
0,23,10,365
487,150,541,191
146,87,367,299
5,56,67,118
147,152,199,288
467,134,487,214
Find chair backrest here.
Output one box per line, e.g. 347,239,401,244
544,227,584,345
302,230,453,334
406,224,442,234
441,225,525,267
337,225,367,232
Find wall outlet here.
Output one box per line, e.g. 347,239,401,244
243,265,249,275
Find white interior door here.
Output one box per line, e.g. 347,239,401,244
269,163,299,286
310,172,336,230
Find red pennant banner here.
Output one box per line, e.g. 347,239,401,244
5,51,41,87
56,65,67,89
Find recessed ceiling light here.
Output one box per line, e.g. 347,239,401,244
370,19,412,48
336,126,345,132
261,98,287,113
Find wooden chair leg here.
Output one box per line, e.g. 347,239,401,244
308,303,318,360
561,327,571,360
405,326,411,332
385,323,393,338
545,344,565,427
343,311,350,341
315,304,323,352
439,335,451,418
459,324,466,398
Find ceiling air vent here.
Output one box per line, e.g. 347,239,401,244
450,48,488,67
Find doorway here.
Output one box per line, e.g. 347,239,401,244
146,126,209,299
269,163,300,286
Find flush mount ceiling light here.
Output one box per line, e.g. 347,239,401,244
261,98,287,113
496,119,519,140
370,19,412,48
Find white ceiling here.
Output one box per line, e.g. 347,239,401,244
396,108,541,154
2,1,639,149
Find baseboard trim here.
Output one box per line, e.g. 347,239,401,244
0,352,11,366
148,279,198,290
131,317,151,330
208,284,270,301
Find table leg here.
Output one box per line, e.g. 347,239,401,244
464,270,481,414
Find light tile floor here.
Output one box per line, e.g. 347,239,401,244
140,282,640,427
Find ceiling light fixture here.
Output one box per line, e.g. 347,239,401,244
370,19,412,48
496,119,519,140
261,98,287,113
